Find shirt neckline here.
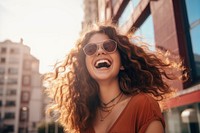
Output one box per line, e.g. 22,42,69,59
92,95,135,133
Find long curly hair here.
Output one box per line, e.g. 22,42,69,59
43,22,187,133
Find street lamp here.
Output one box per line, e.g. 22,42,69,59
22,106,28,133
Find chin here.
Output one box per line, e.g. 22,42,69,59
93,74,118,82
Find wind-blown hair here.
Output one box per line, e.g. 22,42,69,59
43,22,187,133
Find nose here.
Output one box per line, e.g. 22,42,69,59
96,45,106,55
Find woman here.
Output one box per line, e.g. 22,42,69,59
44,22,186,133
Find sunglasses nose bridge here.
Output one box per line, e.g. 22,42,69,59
96,43,106,55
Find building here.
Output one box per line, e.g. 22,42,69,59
82,0,99,29
0,39,44,133
83,0,200,132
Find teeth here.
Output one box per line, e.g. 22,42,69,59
95,59,110,67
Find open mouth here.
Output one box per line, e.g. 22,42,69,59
95,59,111,69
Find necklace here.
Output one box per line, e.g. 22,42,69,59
99,93,123,121
101,92,122,107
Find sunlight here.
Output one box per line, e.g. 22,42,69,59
0,0,83,73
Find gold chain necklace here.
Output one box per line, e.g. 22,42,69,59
99,93,123,121
101,92,122,107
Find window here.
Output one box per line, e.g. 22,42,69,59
0,88,3,95
0,67,5,74
8,67,18,75
19,128,25,133
10,48,19,54
1,47,7,53
5,100,16,106
134,15,155,51
0,58,6,63
185,0,200,78
4,112,15,119
6,89,17,96
118,1,133,27
32,122,36,128
0,78,4,85
7,78,18,85
3,124,14,132
21,91,29,102
118,0,140,27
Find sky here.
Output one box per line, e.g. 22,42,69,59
0,0,84,74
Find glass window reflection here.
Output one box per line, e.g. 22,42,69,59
185,0,200,77
134,15,155,51
185,0,200,25
118,0,140,27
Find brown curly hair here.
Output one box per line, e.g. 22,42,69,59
43,22,187,133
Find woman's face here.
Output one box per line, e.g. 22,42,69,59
85,33,122,82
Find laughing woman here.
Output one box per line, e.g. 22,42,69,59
44,22,187,133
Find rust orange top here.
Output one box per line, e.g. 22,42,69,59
82,93,165,133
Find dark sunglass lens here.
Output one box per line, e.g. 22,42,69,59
84,44,97,55
103,40,117,52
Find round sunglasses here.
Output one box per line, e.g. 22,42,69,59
83,39,117,56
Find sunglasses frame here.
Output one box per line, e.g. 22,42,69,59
83,39,117,56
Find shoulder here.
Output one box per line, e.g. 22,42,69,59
133,93,161,112
129,93,159,107
128,93,165,132
127,93,163,122
125,93,162,121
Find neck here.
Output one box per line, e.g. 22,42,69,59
98,79,121,104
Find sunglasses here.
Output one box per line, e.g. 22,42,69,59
83,39,117,56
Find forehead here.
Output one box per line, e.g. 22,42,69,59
88,33,110,43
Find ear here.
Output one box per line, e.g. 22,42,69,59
120,66,124,70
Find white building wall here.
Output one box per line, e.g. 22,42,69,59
0,39,44,133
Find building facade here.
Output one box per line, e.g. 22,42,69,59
82,0,99,29
0,39,44,133
84,0,200,132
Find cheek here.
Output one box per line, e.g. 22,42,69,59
115,52,122,67
85,57,93,73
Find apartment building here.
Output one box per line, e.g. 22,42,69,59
83,0,200,132
0,39,44,133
